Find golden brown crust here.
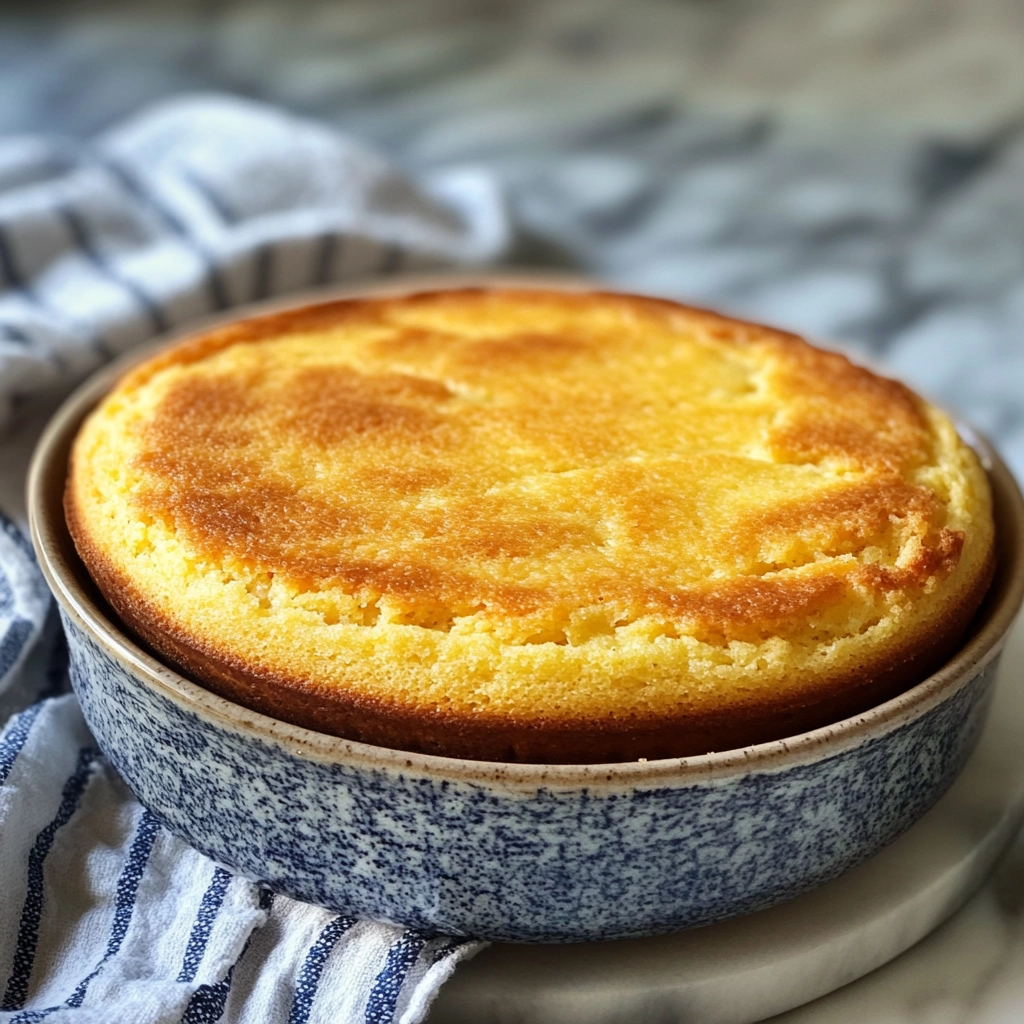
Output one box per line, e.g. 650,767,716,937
66,288,997,762
120,291,951,627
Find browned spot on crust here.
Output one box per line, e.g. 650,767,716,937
119,289,721,389
134,362,459,572
736,478,945,567
275,367,452,447
141,372,260,452
370,326,461,358
766,344,932,472
854,528,965,592
745,478,936,541
648,572,848,634
405,486,604,563
307,557,543,617
459,332,591,367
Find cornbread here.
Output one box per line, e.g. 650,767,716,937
66,289,995,763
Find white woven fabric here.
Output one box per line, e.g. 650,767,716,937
0,94,505,1023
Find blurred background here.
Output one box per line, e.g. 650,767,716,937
3,0,1024,473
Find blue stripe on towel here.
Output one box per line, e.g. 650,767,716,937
97,155,230,312
0,220,25,289
363,930,430,1024
287,914,357,1024
0,812,161,1021
179,889,275,1024
0,560,14,615
55,205,168,335
39,607,69,701
177,868,233,984
311,232,340,287
0,702,45,786
0,324,32,345
179,966,235,1024
64,809,161,1007
251,244,273,302
0,746,100,1011
0,619,34,687
378,244,402,276
0,322,59,370
4,1005,47,1022
0,221,110,359
180,168,236,224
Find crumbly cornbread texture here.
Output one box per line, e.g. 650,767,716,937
67,289,994,762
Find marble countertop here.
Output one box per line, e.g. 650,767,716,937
3,1,1024,1019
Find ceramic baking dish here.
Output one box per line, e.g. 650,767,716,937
27,286,1024,942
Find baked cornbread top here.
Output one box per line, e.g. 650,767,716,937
67,289,994,761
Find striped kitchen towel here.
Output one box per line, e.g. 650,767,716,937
0,94,506,1023
0,696,483,1024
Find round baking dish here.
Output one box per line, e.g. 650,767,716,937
27,299,1024,943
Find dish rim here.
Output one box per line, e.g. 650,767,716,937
27,273,1024,790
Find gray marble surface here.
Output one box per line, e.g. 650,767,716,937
3,1,1024,1019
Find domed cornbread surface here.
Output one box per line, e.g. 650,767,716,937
66,289,994,763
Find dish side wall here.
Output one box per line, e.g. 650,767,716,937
63,610,997,942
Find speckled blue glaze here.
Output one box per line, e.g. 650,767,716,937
60,609,997,943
